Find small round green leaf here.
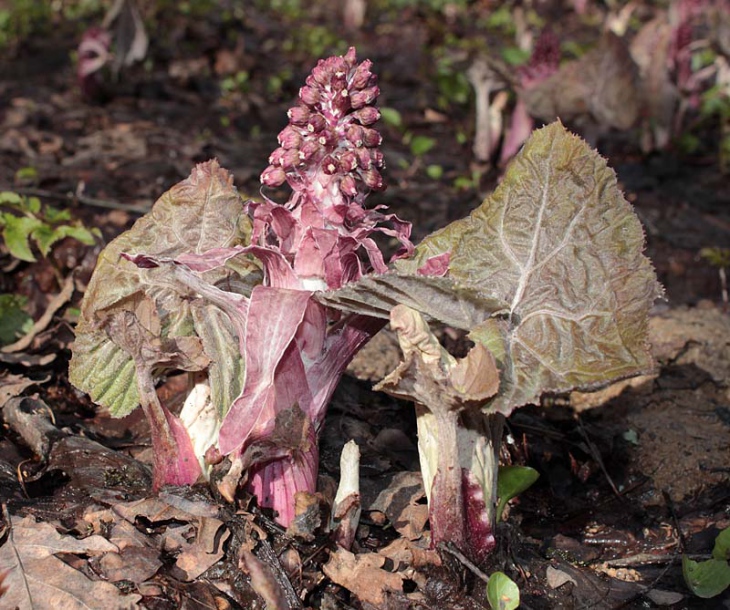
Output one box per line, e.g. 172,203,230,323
426,164,443,180
379,107,402,129
682,555,730,598
410,135,436,157
0,191,24,206
486,571,520,610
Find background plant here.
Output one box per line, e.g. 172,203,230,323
0,190,98,347
0,191,98,263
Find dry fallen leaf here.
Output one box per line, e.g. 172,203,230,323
97,546,162,583
0,514,140,609
323,548,405,607
112,493,229,581
377,537,441,569
364,471,428,541
0,372,46,409
172,516,229,582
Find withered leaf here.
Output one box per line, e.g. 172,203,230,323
323,548,405,607
0,372,47,409
0,515,140,609
326,124,661,415
70,160,256,417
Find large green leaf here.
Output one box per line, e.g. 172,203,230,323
402,122,661,412
683,556,730,598
326,122,662,415
69,160,258,417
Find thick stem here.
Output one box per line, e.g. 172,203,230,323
428,409,467,552
418,406,505,563
461,411,504,529
136,366,201,489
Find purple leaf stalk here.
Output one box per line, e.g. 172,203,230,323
125,48,413,525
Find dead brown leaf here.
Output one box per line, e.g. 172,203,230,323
0,514,140,609
323,548,405,607
286,491,330,542
377,537,441,569
97,546,162,583
172,516,229,581
0,372,46,409
112,493,229,581
364,471,428,540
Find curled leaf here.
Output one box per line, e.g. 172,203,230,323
375,304,500,562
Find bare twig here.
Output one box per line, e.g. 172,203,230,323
438,542,490,584
576,417,622,498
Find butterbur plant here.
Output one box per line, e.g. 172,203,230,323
70,48,661,562
70,48,412,525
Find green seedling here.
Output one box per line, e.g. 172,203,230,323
683,526,730,598
496,465,540,522
487,571,520,610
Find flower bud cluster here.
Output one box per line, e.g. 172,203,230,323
517,29,560,89
261,47,386,197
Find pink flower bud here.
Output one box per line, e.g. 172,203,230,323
281,149,301,169
339,150,358,172
299,86,320,106
330,58,349,83
344,47,357,67
340,174,357,196
322,155,340,175
278,126,302,149
317,129,336,149
268,147,286,165
350,59,374,89
352,106,380,126
361,127,382,148
350,85,379,109
346,124,365,147
362,167,384,190
261,165,287,186
370,149,385,168
298,139,321,162
330,89,351,118
355,147,372,169
307,113,327,133
311,60,332,86
288,105,311,125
